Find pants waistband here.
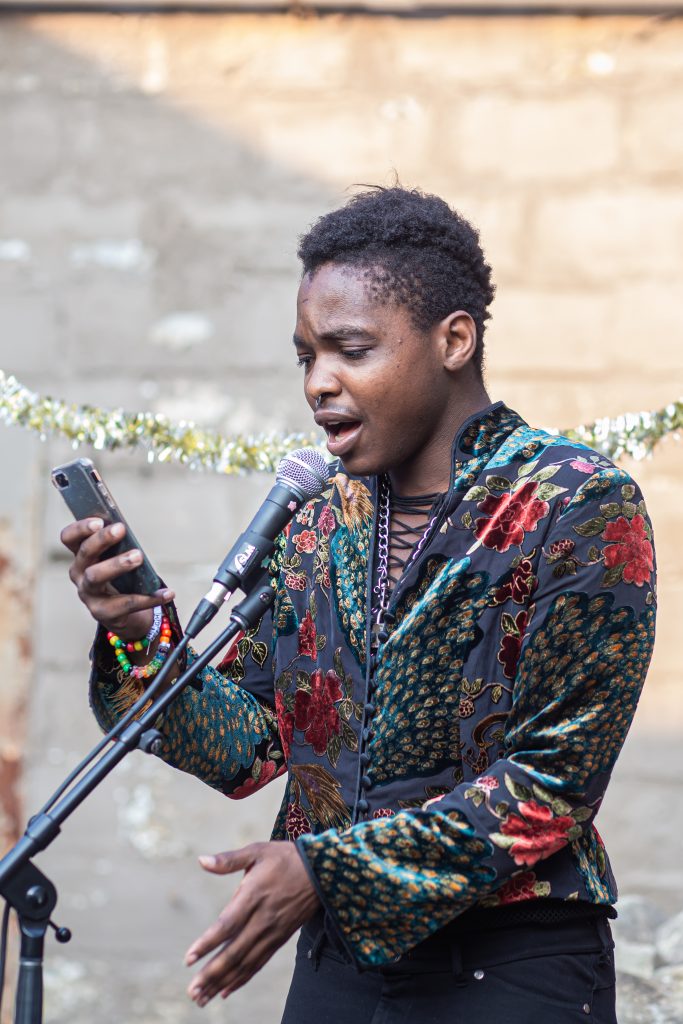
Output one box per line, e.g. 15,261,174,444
302,903,614,976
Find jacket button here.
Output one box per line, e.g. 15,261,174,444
357,799,369,813
360,752,371,767
364,702,376,716
362,727,375,743
361,775,372,790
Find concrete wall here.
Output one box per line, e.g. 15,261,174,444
0,11,681,1022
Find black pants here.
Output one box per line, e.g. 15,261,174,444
281,912,617,1024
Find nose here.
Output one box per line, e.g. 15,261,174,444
305,355,342,408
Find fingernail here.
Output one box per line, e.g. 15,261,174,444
185,952,198,966
111,523,125,537
125,550,142,566
88,518,104,531
198,855,216,868
161,589,174,602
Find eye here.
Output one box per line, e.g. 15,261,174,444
344,349,370,361
296,354,312,369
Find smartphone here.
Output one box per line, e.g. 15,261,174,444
51,457,163,596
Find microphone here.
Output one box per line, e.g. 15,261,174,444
185,447,329,638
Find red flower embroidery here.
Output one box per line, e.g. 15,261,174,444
285,802,311,839
570,460,596,474
459,696,475,718
494,557,537,605
293,530,317,554
373,808,395,819
275,691,294,761
298,610,318,660
321,566,331,589
475,775,499,792
500,800,575,866
231,759,280,800
294,669,343,756
548,539,575,558
474,482,549,553
603,514,653,587
495,871,540,905
284,572,306,591
318,506,336,538
497,610,529,680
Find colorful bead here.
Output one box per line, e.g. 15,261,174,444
107,614,172,680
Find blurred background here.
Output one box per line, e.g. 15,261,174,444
0,4,681,1021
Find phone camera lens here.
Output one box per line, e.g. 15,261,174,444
54,473,69,489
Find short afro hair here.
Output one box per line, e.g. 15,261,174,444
297,186,495,376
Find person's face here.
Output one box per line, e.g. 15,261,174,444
294,263,468,484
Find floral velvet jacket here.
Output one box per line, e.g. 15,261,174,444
90,403,657,969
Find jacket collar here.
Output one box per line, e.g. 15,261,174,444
450,401,527,480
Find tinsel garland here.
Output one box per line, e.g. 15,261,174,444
0,370,680,473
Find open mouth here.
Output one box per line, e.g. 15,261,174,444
321,419,363,457
325,421,361,442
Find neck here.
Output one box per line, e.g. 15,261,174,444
388,383,490,496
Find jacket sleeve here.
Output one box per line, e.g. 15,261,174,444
296,467,657,967
88,553,286,799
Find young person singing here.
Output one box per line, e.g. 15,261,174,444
62,186,656,1023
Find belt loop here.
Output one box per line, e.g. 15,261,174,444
450,938,463,977
595,913,613,948
308,925,327,972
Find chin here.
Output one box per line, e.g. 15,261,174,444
338,449,389,480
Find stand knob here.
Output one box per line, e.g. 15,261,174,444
49,920,72,943
26,886,49,909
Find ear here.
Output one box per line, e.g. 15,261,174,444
434,311,478,372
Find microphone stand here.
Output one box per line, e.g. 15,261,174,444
0,577,275,1024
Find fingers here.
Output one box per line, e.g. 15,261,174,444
197,846,259,876
185,886,253,967
60,517,105,554
70,521,127,578
189,925,284,1007
184,847,260,965
62,518,174,633
185,842,319,1006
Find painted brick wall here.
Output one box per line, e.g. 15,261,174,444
0,12,681,1021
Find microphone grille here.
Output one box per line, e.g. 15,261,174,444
277,447,330,498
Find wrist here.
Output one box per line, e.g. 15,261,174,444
107,612,172,680
118,607,156,643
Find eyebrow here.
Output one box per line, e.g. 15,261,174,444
292,327,375,346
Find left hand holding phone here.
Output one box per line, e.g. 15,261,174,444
61,517,175,639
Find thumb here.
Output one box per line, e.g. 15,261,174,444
198,845,258,875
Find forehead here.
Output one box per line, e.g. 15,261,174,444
296,262,406,335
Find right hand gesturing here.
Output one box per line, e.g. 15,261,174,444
61,518,175,640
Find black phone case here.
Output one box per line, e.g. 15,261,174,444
52,458,162,596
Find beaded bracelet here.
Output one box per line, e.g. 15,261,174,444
124,605,163,654
107,613,173,680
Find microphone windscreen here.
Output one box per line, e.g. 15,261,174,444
276,447,330,498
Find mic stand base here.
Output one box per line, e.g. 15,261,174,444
1,861,62,1024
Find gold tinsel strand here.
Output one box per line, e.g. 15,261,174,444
0,370,680,472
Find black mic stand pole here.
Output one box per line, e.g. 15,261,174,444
0,577,275,1024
